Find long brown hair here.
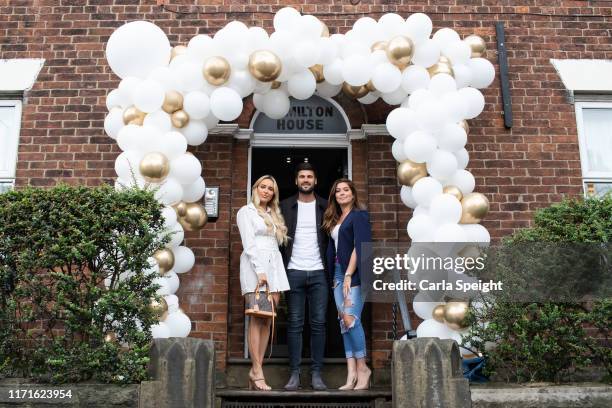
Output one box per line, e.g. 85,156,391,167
322,178,364,234
251,175,289,245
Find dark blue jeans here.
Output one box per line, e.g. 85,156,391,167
286,269,328,374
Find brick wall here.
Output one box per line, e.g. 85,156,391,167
3,0,611,373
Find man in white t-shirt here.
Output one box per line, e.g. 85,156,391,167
280,163,329,391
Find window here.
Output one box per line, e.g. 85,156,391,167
575,101,612,197
0,100,22,192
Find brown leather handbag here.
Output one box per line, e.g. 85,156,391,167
244,283,277,318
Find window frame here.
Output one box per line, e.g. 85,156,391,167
0,99,23,181
574,101,612,181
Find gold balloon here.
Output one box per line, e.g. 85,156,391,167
248,50,282,82
171,45,188,61
309,64,325,83
173,201,188,217
386,36,414,68
162,90,183,114
153,248,175,275
443,301,470,330
365,80,377,93
460,193,490,224
397,160,428,186
139,152,170,183
122,106,146,126
459,120,470,135
104,332,118,343
171,110,190,128
342,83,369,99
203,56,231,86
178,203,208,232
428,56,455,78
432,304,446,323
464,35,487,58
149,297,168,319
443,185,463,202
370,41,388,52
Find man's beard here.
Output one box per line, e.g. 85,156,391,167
298,184,315,194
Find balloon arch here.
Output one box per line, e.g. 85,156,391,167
103,7,494,348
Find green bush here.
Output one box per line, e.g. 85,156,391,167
0,184,166,384
464,195,612,383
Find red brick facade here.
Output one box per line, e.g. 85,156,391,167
3,0,611,376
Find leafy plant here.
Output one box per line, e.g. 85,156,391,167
0,184,166,384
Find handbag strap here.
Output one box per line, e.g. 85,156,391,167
253,281,275,359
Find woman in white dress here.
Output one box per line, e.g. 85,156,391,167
236,175,289,391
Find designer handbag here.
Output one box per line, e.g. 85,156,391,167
244,283,277,318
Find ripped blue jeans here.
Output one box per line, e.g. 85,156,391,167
333,263,366,359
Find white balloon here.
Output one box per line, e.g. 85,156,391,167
288,70,316,100
428,73,456,96
117,125,147,152
118,77,140,105
164,271,180,294
426,150,458,180
429,194,462,224
156,131,188,160
203,113,220,130
317,37,339,65
148,66,179,92
378,13,405,38
247,27,270,52
323,58,345,85
175,62,205,92
434,223,468,242
342,55,371,86
442,40,471,65
411,39,440,68
151,322,171,339
165,311,192,337
432,28,461,46
407,89,434,110
405,13,433,44
181,119,209,146
357,92,379,104
262,90,291,119
413,205,429,217
412,177,443,207
441,91,468,123
408,214,435,242
462,224,491,244
153,276,170,296
416,318,452,338
392,137,408,162
316,81,343,98
372,63,402,93
468,58,496,89
227,70,257,98
182,177,206,202
298,15,323,39
169,153,201,185
413,294,443,319
452,64,473,89
187,34,215,59
274,7,302,31
183,91,211,120
416,99,448,131
459,87,485,119
401,65,430,94
133,79,165,113
114,150,142,179
403,130,437,163
449,170,476,194
161,205,178,229
454,148,470,170
381,87,408,106
104,108,124,139
210,87,243,122
438,123,467,151
386,107,418,139
167,223,185,248
400,185,418,209
144,257,160,276
144,109,172,133
293,41,320,68
164,294,179,313
173,246,196,274
106,89,130,110
154,178,183,206
106,21,171,79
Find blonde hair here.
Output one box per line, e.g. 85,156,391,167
251,175,289,246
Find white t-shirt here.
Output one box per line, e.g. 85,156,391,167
288,200,324,270
331,224,340,252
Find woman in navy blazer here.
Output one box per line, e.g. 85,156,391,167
322,179,372,390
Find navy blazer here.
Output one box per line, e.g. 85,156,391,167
326,209,372,287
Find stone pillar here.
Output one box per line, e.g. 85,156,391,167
148,338,215,408
392,338,471,408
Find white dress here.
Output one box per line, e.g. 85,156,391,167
236,202,290,295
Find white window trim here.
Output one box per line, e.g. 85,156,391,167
0,99,22,180
574,101,612,181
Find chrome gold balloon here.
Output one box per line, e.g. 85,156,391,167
432,304,446,323
203,56,231,86
162,90,183,114
342,83,368,99
153,248,175,275
459,119,470,135
178,203,208,232
149,297,168,319
460,193,490,224
139,152,170,183
173,201,188,218
123,106,146,126
171,45,188,61
248,50,282,82
464,35,487,58
370,41,388,52
365,80,377,93
397,160,428,186
443,185,463,202
271,80,282,89
443,301,470,330
428,56,455,78
386,35,414,68
171,110,190,128
309,64,325,83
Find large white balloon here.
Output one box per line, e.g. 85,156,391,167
468,58,496,89
182,177,206,203
133,79,165,113
144,110,172,133
416,318,452,338
323,59,345,85
403,130,437,163
412,177,443,207
210,87,243,121
151,322,171,339
462,224,491,244
438,124,467,151
169,153,202,185
181,120,209,146
401,65,430,94
154,178,183,206
183,91,211,120
427,150,458,180
156,131,187,160
454,148,470,170
413,292,443,319
372,63,402,93
164,271,180,294
106,21,171,79
400,185,418,209
114,151,142,179
428,73,456,96
411,39,440,68
262,90,291,119
429,193,462,224
405,13,433,44
294,41,320,68
434,223,468,242
342,55,371,86
173,246,196,274
316,81,343,98
392,137,409,162
104,108,124,139
288,70,316,100
449,170,476,194
408,214,435,242
442,40,471,65
386,107,418,139
459,87,485,119
165,311,192,337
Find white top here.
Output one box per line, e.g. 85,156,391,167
331,224,340,252
288,200,324,270
236,203,290,295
